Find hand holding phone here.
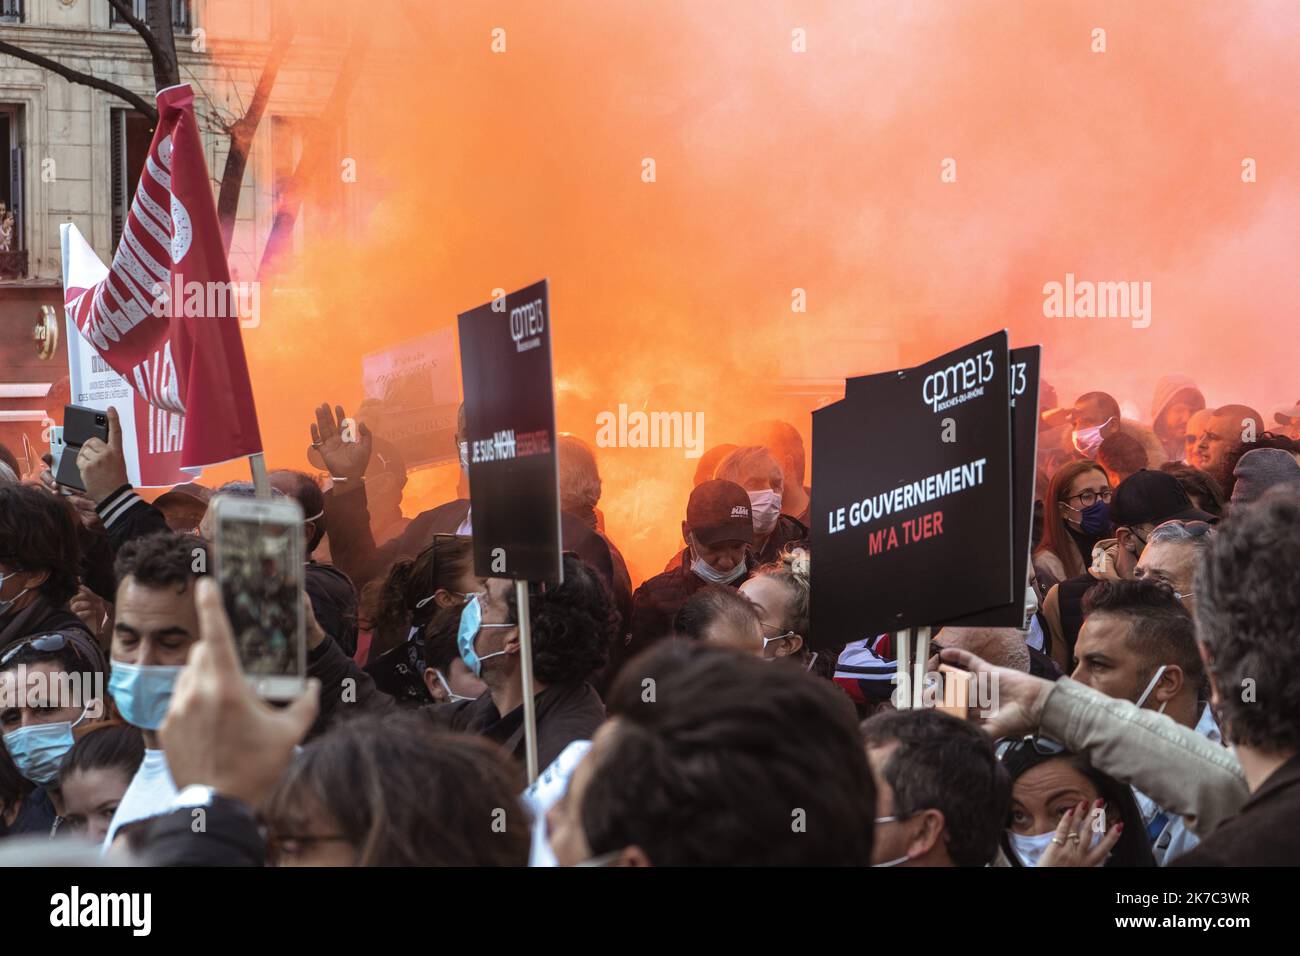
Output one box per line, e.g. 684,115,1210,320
212,495,308,700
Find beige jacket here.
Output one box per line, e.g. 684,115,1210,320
1039,677,1248,837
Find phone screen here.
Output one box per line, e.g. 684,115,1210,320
214,501,306,698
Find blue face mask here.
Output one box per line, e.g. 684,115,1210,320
1078,501,1111,536
109,661,185,730
3,705,91,785
456,594,511,679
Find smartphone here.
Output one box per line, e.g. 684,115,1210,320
53,404,110,492
211,495,307,700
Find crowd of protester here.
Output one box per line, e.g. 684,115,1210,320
0,380,1297,867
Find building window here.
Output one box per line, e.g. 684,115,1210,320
109,0,191,34
0,106,26,280
0,1,23,25
110,109,156,252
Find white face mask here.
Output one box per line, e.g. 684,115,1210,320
1072,416,1114,457
871,815,912,867
432,668,478,704
1007,829,1056,867
1008,822,1106,866
1134,664,1169,712
689,544,746,586
747,489,782,536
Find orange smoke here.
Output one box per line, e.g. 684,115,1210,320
198,1,1300,585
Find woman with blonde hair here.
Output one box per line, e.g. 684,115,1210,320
740,546,827,675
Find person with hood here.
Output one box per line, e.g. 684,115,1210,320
1039,470,1213,669
1150,375,1206,463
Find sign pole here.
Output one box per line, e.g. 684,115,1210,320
895,629,911,710
913,626,930,708
248,452,271,499
515,579,541,783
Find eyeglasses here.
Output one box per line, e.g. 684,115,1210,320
995,735,1066,762
1063,488,1112,509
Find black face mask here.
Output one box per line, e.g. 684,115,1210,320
363,629,434,705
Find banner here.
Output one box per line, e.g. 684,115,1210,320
61,224,186,487
62,83,261,473
361,329,461,468
811,331,1014,646
457,280,563,585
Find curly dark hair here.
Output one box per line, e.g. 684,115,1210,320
505,552,615,685
862,708,1010,866
264,713,530,866
1196,485,1300,751
581,640,875,865
113,531,208,594
0,484,81,608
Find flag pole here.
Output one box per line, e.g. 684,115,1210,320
895,629,911,710
249,452,271,499
515,579,541,783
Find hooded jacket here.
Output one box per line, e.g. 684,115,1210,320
1149,375,1206,462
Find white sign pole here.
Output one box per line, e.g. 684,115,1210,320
515,580,541,783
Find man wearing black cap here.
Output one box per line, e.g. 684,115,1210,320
618,480,757,675
1040,469,1213,666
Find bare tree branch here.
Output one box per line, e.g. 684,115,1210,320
105,0,173,82
0,39,158,122
218,23,298,250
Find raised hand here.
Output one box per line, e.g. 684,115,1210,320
75,406,129,504
309,403,372,486
160,577,319,809
937,646,1056,739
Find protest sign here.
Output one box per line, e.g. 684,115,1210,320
61,223,187,487
361,329,461,468
811,331,1014,647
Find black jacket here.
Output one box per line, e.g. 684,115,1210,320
0,593,106,671
305,561,359,657
624,549,757,673
1172,754,1300,866
139,798,265,866
425,680,606,769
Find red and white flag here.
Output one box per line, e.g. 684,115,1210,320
63,83,261,474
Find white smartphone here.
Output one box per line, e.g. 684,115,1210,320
211,495,307,700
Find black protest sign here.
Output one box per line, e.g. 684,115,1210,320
457,279,563,585
811,330,1013,647
930,345,1040,627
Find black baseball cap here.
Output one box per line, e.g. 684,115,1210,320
686,479,753,547
1111,469,1214,527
